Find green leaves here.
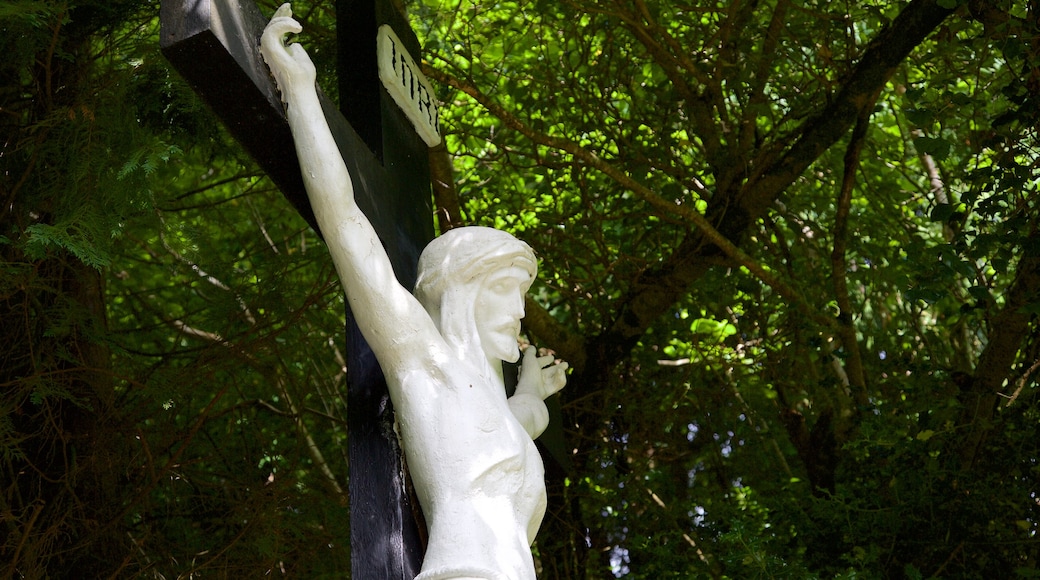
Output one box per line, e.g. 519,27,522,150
913,135,952,161
23,221,111,269
118,142,183,179
690,316,737,343
928,202,958,223
3,0,1037,577
416,0,1040,575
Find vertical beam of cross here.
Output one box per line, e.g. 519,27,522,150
159,1,432,577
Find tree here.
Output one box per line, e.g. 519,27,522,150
2,1,350,575
1,1,155,574
1,0,1037,578
407,0,1040,576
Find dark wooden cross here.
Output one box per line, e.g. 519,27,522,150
159,0,435,576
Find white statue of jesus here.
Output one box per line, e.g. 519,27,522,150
261,6,567,579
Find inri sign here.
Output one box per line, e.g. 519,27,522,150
377,25,441,147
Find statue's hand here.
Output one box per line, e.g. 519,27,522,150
516,346,567,401
260,3,317,101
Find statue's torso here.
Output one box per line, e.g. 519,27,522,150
393,363,545,580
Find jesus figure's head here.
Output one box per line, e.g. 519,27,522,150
414,227,536,364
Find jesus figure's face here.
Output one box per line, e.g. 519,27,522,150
474,265,534,363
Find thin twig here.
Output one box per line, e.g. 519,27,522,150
831,110,871,407
1003,357,1040,408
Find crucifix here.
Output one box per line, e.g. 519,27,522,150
161,1,569,576
160,0,437,576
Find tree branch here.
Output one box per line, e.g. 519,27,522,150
429,141,463,232
741,0,790,155
610,0,723,160
426,0,955,401
424,64,838,340
569,0,956,401
831,111,871,408
737,0,956,224
524,296,587,371
170,319,347,498
958,227,1040,470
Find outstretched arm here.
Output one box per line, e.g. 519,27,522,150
509,346,567,439
261,5,433,363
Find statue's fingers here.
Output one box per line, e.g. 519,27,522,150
546,374,565,394
287,43,311,64
541,366,565,392
261,27,295,60
273,3,293,18
555,364,568,379
267,17,302,38
537,354,555,368
553,363,568,387
521,345,539,370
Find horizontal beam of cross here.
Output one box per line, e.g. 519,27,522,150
160,0,320,231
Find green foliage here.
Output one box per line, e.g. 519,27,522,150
1,0,350,576
23,221,113,268
413,0,1040,577
1,0,1038,577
